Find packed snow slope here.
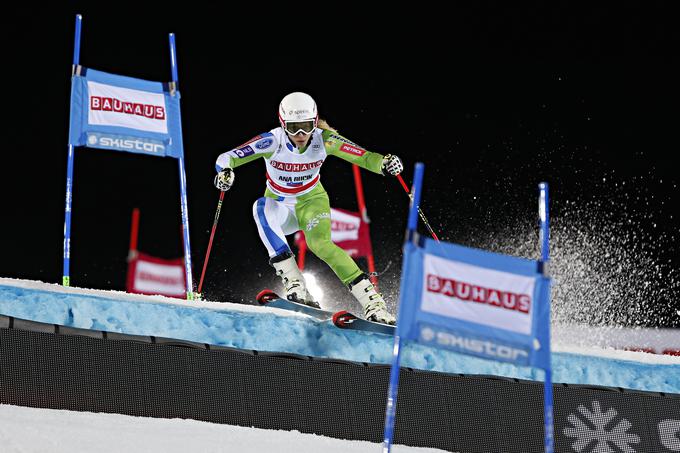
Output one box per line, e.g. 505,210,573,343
0,404,445,453
1,277,679,394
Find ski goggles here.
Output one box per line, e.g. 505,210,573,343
284,120,315,136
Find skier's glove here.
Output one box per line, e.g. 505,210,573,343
381,154,403,176
214,168,235,191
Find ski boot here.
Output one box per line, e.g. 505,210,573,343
270,252,319,308
348,274,396,325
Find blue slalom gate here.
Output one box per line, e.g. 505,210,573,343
63,15,195,299
383,164,554,453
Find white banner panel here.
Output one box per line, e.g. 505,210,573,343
87,81,168,134
421,253,535,335
133,259,185,296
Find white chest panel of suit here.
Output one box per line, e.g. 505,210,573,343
264,128,327,197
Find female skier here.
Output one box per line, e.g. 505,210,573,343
214,92,403,325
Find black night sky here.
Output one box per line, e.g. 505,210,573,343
3,4,679,326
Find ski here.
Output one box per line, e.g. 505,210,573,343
256,290,395,335
256,289,334,320
332,310,396,336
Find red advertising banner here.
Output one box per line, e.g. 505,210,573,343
126,252,186,299
295,207,373,259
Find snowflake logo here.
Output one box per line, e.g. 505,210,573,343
306,212,330,231
563,400,641,453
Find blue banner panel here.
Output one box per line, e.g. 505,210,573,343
398,238,551,370
68,68,184,159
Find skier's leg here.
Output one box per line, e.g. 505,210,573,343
296,194,395,324
252,197,318,307
252,197,292,258
296,193,362,285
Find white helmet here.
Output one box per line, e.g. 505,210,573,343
278,92,318,136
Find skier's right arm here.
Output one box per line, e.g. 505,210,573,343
214,133,277,191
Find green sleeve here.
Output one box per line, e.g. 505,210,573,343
322,130,384,175
227,152,272,169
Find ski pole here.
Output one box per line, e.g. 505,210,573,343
197,191,225,298
396,174,440,242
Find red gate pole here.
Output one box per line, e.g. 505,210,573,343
352,164,377,286
126,208,141,293
128,208,140,261
297,235,307,270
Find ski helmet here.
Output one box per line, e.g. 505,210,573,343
278,92,318,135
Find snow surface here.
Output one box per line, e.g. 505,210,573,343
1,277,680,394
0,404,446,453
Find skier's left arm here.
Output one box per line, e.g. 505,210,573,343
322,130,403,176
